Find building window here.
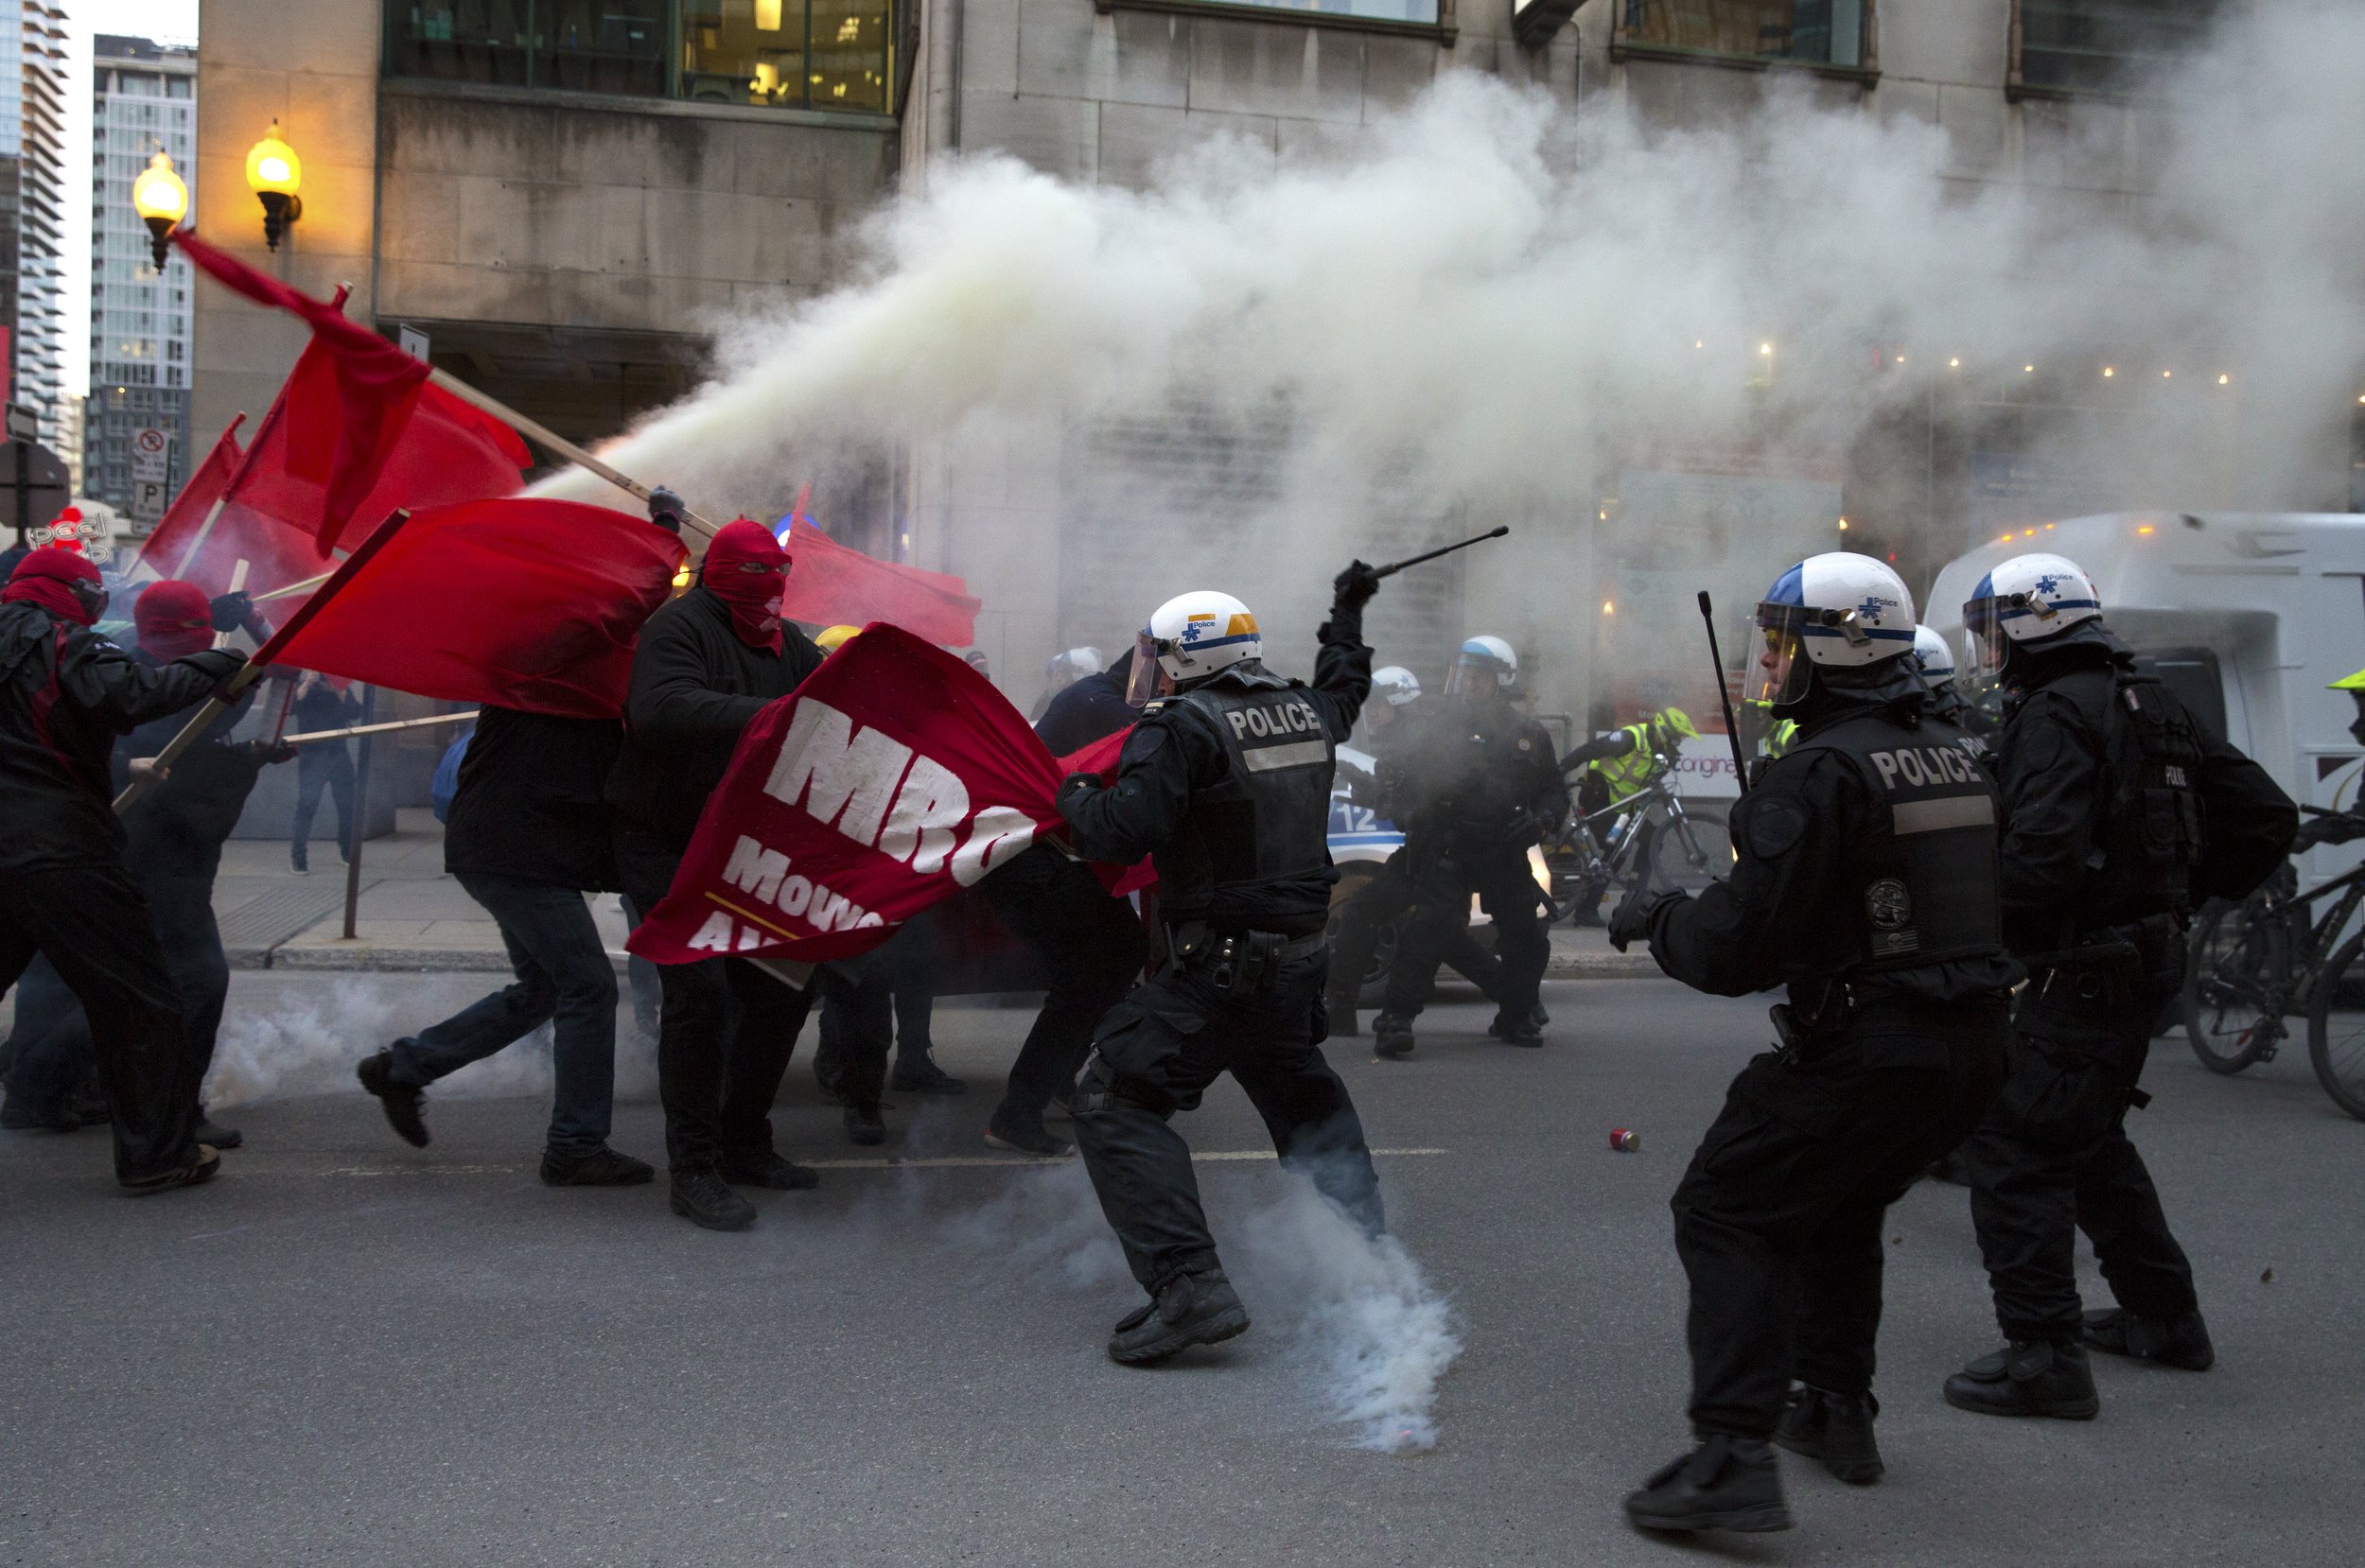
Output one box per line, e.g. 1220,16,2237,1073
2012,0,2223,96
385,1,897,114
1614,0,1869,69
1151,0,1443,24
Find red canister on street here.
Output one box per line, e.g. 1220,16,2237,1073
1609,1128,1640,1153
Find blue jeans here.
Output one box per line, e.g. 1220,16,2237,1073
389,871,619,1154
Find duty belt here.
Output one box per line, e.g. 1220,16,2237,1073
1167,921,1327,1002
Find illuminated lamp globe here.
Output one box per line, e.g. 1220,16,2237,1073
131,151,188,269
245,120,304,251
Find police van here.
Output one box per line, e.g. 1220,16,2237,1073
1929,511,2365,879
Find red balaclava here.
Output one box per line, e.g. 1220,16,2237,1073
2,546,105,627
699,518,792,653
134,580,217,661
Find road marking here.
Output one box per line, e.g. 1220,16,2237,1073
303,1149,1448,1177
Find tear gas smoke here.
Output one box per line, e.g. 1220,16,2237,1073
944,1159,1460,1453
539,1,2365,676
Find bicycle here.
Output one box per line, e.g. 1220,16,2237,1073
2181,811,2365,1120
1547,761,1713,920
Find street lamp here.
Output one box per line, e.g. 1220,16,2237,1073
245,119,303,250
131,149,187,270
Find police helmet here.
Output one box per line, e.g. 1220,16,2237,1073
1044,646,1105,685
1372,666,1422,707
1961,553,2103,676
1129,590,1259,706
1445,635,1517,697
1750,553,1917,711
1912,624,1956,684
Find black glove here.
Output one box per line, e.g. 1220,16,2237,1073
1607,886,1680,952
1057,772,1104,819
208,591,254,632
1333,559,1382,612
254,740,300,765
180,648,249,700
646,486,686,535
1505,805,1542,850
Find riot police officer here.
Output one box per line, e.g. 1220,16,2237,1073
1365,636,1566,1056
1056,566,1387,1366
1943,554,2293,1420
1609,552,2017,1534
1912,625,1993,758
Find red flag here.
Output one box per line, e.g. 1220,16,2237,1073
263,498,683,720
629,627,1091,965
780,523,980,647
329,382,531,552
135,413,245,578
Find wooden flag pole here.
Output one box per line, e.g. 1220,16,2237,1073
282,709,477,746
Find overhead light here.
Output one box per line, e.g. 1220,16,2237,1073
130,150,186,269
1947,357,1961,368
2102,367,2115,378
245,118,303,250
1759,342,1774,357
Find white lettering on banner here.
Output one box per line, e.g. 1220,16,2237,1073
780,875,814,916
951,806,1040,886
723,836,790,901
689,912,739,951
878,755,972,875
765,700,913,846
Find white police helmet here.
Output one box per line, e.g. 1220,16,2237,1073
1128,590,1260,706
1045,646,1105,684
1372,666,1422,707
1912,624,1955,684
1962,552,2103,676
1749,552,1917,709
1444,635,1517,697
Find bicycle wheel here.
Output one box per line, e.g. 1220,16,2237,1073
2306,932,2365,1121
2181,896,2289,1074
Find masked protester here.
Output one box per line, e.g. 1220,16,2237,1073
605,514,828,1231
1942,555,2293,1420
0,549,247,1192
287,671,360,873
1608,552,2017,1534
1054,566,1387,1366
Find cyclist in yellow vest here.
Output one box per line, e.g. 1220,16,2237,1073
1561,708,1702,924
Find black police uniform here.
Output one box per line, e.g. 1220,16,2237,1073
1955,633,2293,1391
1057,591,1384,1333
1626,687,2015,1500
1373,693,1566,1040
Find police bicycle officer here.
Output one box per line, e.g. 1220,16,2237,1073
1609,552,2018,1534
1055,566,1388,1366
1943,554,2293,1419
1563,706,1702,925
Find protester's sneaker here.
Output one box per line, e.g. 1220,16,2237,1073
1774,1385,1883,1484
985,1118,1074,1158
812,1059,849,1105
355,1050,429,1147
290,849,308,875
540,1145,656,1187
1487,1010,1546,1048
2083,1308,2215,1371
193,1110,243,1151
1623,1436,1793,1533
0,1094,79,1133
669,1169,757,1231
843,1102,886,1146
890,1054,968,1095
1942,1339,2099,1420
1373,1014,1415,1060
719,1150,820,1191
121,1143,222,1195
1107,1269,1251,1366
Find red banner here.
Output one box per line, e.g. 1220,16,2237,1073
135,414,246,580
263,498,682,721
630,626,1096,965
780,522,980,647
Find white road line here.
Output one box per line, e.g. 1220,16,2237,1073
306,1148,1449,1177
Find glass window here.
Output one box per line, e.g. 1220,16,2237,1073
2017,0,2223,95
1618,0,1867,68
1172,0,1440,25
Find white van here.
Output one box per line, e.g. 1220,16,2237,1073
1928,511,2365,878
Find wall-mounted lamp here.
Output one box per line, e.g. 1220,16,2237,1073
246,119,303,250
131,149,188,269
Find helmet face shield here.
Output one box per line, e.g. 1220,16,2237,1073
1748,603,1815,708
1962,594,2016,678
1126,631,1175,707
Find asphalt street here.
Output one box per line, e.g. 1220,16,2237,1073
4,971,2360,1567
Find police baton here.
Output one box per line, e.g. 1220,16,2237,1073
1697,591,1752,797
1371,525,1509,579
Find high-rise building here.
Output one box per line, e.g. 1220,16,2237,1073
0,3,68,437
88,32,193,521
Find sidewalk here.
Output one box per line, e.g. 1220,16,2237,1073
213,809,1658,978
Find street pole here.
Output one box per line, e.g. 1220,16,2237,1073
341,685,376,941
13,440,26,548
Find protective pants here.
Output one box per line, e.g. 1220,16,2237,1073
1073,949,1383,1294
1965,979,2199,1343
387,870,620,1156
1673,1007,2007,1439
1384,849,1548,1025
0,863,201,1182
1325,848,1503,1009
617,832,815,1176
290,746,356,863
981,844,1147,1135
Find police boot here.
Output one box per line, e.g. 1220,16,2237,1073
2083,1307,2215,1371
1486,1008,1545,1048
1774,1385,1883,1484
1372,1014,1415,1060
1107,1268,1250,1366
1622,1436,1792,1534
1942,1338,2099,1420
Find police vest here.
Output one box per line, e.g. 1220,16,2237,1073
1154,670,1336,915
1786,712,2005,972
1591,722,1664,803
2051,666,2208,928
